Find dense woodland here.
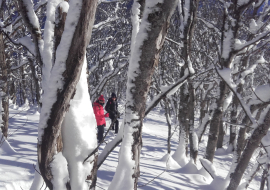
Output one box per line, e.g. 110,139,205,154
1,0,270,189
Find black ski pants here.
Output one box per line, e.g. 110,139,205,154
97,124,105,143
110,116,119,134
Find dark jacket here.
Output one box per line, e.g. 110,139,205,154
105,98,118,119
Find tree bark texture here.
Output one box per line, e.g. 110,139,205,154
227,107,270,190
200,95,207,125
235,111,252,162
124,1,178,189
229,125,236,150
205,80,228,162
29,58,41,106
38,1,98,189
53,0,68,154
54,3,67,63
178,82,190,156
188,83,197,163
20,66,26,105
164,99,172,154
217,118,224,149
0,32,8,138
89,154,98,190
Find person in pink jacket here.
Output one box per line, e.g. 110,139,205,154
93,95,109,143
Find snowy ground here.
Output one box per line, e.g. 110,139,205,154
0,104,261,190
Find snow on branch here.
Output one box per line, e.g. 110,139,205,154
215,66,257,125
234,31,270,52
93,17,119,31
197,17,221,34
20,0,41,29
98,0,121,3
145,71,191,115
1,31,36,56
165,37,183,47
17,36,36,55
17,0,44,66
90,62,127,102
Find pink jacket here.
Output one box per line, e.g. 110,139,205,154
93,101,109,126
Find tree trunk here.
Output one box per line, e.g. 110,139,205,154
53,0,68,156
228,94,238,151
244,159,261,189
227,107,270,190
217,119,224,149
10,82,16,105
188,83,197,163
108,1,178,189
0,32,8,138
164,99,172,154
53,2,68,63
235,112,252,162
200,95,207,125
178,82,190,156
29,58,40,106
260,164,269,190
205,80,228,162
37,0,98,189
20,66,26,105
89,154,98,190
17,0,43,67
229,125,236,150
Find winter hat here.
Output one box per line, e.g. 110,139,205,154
98,95,105,101
111,93,117,98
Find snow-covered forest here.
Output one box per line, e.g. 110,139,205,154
1,0,270,189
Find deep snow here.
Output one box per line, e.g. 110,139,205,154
0,103,261,190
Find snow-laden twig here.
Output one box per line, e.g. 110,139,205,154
215,65,257,125
197,17,221,34
235,31,270,52
93,17,119,31
1,30,36,56
90,61,127,102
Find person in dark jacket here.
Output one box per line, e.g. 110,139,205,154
93,95,109,143
105,93,119,134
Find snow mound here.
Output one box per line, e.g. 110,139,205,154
177,160,199,174
160,153,181,170
215,148,227,155
172,137,188,167
0,135,16,154
200,158,217,179
208,176,229,190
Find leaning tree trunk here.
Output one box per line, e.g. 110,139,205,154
227,107,270,190
0,32,9,138
260,163,270,190
34,0,98,189
108,1,178,189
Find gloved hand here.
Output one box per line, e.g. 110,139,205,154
105,113,109,117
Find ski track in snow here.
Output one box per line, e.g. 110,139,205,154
0,105,260,190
